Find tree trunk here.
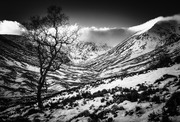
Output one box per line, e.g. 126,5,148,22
37,64,51,109
37,84,43,109
37,74,46,109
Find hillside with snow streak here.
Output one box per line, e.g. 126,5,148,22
1,62,180,122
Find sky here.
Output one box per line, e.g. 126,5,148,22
0,0,179,28
0,0,180,47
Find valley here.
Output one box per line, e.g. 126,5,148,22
1,15,180,122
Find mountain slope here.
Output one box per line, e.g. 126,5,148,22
82,15,180,79
0,35,96,98
68,41,112,64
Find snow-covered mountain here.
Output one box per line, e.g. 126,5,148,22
68,41,112,64
82,15,180,79
1,15,180,122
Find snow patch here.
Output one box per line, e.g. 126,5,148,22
90,64,180,93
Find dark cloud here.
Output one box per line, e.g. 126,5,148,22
79,27,134,46
0,0,179,28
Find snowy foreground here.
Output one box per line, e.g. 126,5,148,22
1,64,180,122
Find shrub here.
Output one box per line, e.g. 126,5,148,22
161,115,172,122
97,109,110,119
124,110,134,116
113,94,126,104
137,83,148,91
174,55,180,64
150,53,173,69
151,95,161,104
128,90,139,102
156,54,172,68
89,113,100,122
139,91,150,102
106,100,113,106
81,110,91,116
111,105,124,111
81,91,92,99
123,88,130,92
113,113,118,117
148,111,160,122
107,117,114,122
135,106,142,112
92,90,104,97
83,99,87,105
101,98,105,103
135,106,145,116
161,109,172,122
165,91,180,115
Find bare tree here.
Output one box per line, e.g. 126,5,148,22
22,5,79,109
